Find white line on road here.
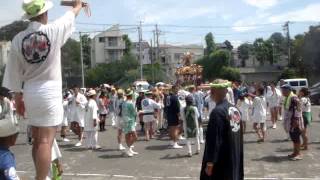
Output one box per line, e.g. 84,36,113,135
16,171,318,179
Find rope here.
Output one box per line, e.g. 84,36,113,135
82,2,91,17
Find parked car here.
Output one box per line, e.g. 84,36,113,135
277,78,309,93
133,80,150,92
310,82,320,105
310,90,320,105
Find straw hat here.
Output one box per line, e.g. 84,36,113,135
0,119,19,138
87,89,96,96
125,89,134,96
117,89,124,95
22,0,54,20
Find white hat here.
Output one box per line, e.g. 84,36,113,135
87,89,97,96
0,119,19,138
22,0,54,20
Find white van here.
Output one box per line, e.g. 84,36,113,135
277,78,309,92
133,80,150,91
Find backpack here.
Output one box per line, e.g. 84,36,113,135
184,106,197,138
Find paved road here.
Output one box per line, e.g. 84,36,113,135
13,106,320,180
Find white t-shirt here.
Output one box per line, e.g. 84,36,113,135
237,98,252,122
226,87,235,105
141,98,160,123
84,99,99,131
205,95,216,115
251,96,267,123
301,97,311,113
2,11,75,127
70,93,88,127
267,88,282,108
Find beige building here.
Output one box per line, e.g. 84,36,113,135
132,41,151,65
0,41,11,73
159,44,204,82
91,25,126,67
232,48,289,82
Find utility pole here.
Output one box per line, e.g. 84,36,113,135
79,32,85,88
155,24,160,62
150,39,155,83
283,21,291,65
138,21,143,80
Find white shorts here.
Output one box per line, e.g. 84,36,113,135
115,116,124,129
24,81,63,127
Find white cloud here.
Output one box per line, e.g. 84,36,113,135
230,40,243,48
233,2,320,32
268,3,320,23
124,0,218,24
232,13,270,32
243,0,281,9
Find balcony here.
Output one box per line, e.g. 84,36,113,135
104,43,126,50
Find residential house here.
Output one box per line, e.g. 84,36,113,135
159,44,204,82
131,41,151,65
91,25,126,67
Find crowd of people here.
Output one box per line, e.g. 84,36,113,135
0,77,314,179
0,0,315,179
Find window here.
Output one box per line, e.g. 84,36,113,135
108,37,118,47
174,53,183,61
289,81,299,87
109,50,118,61
299,81,307,86
99,37,105,42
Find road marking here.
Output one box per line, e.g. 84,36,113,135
16,171,318,179
113,174,135,178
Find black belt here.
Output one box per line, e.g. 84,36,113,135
142,112,155,116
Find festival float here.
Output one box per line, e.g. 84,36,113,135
175,52,203,87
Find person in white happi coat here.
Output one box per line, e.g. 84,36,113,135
70,86,87,147
269,83,282,129
1,0,84,179
140,91,160,141
60,92,71,142
84,90,101,150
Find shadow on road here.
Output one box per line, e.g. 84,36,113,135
275,148,292,153
252,155,289,163
98,154,126,159
160,154,191,160
145,145,170,151
64,148,88,152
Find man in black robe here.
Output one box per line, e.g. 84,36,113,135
200,79,244,180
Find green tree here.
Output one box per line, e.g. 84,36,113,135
0,21,29,41
219,67,241,82
279,68,300,80
81,34,91,67
85,54,139,87
197,49,230,81
302,25,320,77
122,34,132,55
238,43,252,67
224,40,233,51
205,32,216,55
253,38,273,65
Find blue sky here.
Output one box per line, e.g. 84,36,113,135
1,0,320,47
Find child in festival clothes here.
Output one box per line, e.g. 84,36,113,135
250,87,267,143
0,117,20,180
141,91,160,141
182,96,200,157
84,90,101,150
299,88,312,150
236,91,252,133
122,89,138,157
